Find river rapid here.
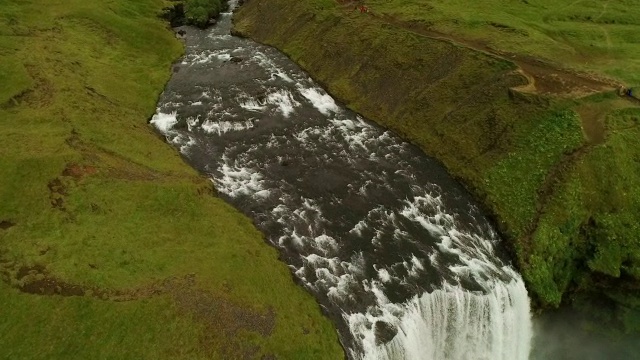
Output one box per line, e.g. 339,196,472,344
151,3,532,359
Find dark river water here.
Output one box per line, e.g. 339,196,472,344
151,3,532,359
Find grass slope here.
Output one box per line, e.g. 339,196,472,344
367,0,640,85
0,0,343,358
234,0,640,334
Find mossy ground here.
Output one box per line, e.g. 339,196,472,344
234,0,640,335
366,0,640,85
0,0,343,358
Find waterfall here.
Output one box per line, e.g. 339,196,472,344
153,5,534,358
350,280,531,360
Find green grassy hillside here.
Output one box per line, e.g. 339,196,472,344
0,0,343,358
367,0,640,85
234,0,640,335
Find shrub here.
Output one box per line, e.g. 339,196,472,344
184,0,226,28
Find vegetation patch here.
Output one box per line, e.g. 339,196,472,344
0,59,32,106
0,0,343,358
364,0,640,85
234,0,640,339
483,110,585,240
162,0,229,28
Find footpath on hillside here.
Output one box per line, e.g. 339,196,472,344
339,0,622,98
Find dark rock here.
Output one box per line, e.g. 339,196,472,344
160,3,186,27
0,220,15,230
230,28,246,38
374,321,398,345
230,56,243,63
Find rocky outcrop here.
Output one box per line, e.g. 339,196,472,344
161,0,228,29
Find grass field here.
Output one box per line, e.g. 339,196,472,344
235,0,640,336
366,0,640,85
0,0,343,358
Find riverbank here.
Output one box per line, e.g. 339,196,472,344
0,0,342,358
233,0,640,335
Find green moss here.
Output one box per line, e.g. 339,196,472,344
184,0,226,28
0,282,209,359
580,108,640,280
521,107,640,309
0,58,32,104
484,110,585,238
523,175,587,306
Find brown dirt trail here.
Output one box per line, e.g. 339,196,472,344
338,2,621,97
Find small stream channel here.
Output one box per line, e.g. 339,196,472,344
151,3,532,359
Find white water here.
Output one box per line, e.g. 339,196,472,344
345,193,532,359
150,111,177,133
349,281,531,360
152,4,533,357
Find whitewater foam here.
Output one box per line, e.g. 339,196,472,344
215,155,266,198
266,89,299,117
253,51,294,82
150,111,177,133
351,280,531,360
298,86,341,115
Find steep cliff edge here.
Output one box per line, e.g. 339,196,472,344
233,0,640,334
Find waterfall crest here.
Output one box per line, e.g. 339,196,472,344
350,280,531,360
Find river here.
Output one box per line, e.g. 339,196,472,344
151,3,532,359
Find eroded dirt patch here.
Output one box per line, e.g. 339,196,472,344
174,289,275,338
65,137,172,182
47,162,99,211
10,265,186,300
62,163,97,180
169,277,276,358
576,99,640,144
47,178,67,210
0,220,15,230
18,265,84,296
17,65,55,108
15,265,85,296
515,57,613,97
576,104,608,144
